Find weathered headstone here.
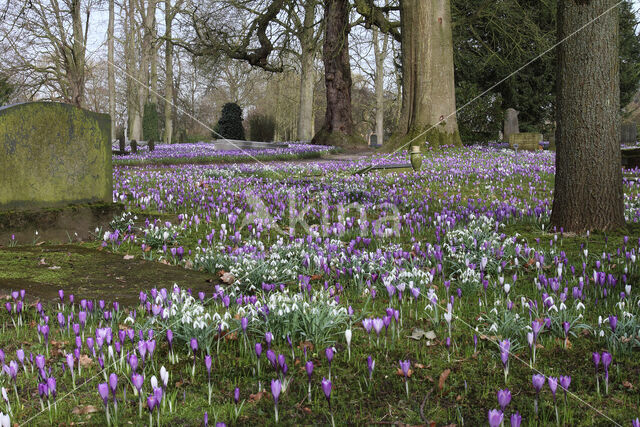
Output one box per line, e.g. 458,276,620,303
621,123,637,144
503,108,519,141
509,133,543,151
0,102,112,210
369,134,378,147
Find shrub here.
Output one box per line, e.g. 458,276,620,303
214,102,245,140
143,102,160,143
248,112,276,141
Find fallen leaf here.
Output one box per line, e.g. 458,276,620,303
48,266,61,270
221,272,235,284
438,369,451,391
123,255,135,260
623,381,634,389
396,368,413,378
301,406,312,415
408,328,437,341
415,363,429,369
79,354,93,368
72,405,99,415
249,391,265,403
310,274,323,280
39,258,47,265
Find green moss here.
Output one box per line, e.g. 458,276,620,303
0,102,112,210
385,125,462,153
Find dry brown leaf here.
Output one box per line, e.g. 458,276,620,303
623,381,634,389
438,369,451,391
249,391,266,403
220,272,235,284
79,354,93,368
72,405,99,415
301,406,312,415
396,368,413,378
415,363,429,369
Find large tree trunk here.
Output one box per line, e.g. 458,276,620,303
373,26,388,146
108,0,116,141
550,0,624,232
311,0,361,146
126,0,143,140
392,0,460,149
297,0,317,141
67,0,86,107
164,0,178,144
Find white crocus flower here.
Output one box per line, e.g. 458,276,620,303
150,375,158,389
0,413,9,427
160,366,169,388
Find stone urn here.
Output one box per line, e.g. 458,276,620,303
410,145,423,171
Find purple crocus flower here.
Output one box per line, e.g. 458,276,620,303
305,361,314,381
132,373,144,393
532,374,545,393
255,343,263,358
609,315,618,332
325,347,334,364
98,383,109,406
510,412,522,427
321,377,332,403
488,409,503,427
271,379,281,403
205,355,212,379
108,373,118,398
399,360,411,378
234,387,240,404
147,395,156,413
548,376,558,400
367,356,375,379
497,389,511,411
265,332,273,348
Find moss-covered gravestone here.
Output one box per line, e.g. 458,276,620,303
0,102,112,210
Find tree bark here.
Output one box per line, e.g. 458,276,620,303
67,0,86,107
393,0,460,149
164,0,180,144
297,0,318,142
312,0,360,146
373,26,388,146
550,0,624,232
108,0,116,141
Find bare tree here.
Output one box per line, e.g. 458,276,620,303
108,0,116,140
1,0,95,106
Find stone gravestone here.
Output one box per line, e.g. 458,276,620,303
621,123,637,145
509,133,543,151
503,108,519,142
0,102,112,210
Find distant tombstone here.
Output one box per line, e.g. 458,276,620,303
503,108,519,141
509,133,543,151
118,134,126,153
0,102,112,210
369,134,378,147
621,123,637,144
130,140,138,154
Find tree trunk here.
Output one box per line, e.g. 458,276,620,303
297,0,317,141
373,26,388,146
150,13,158,104
108,0,116,141
67,0,86,107
392,0,460,149
126,0,143,140
164,0,175,144
311,0,361,146
550,0,624,232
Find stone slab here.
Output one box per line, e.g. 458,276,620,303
211,139,289,151
509,133,543,151
0,102,112,210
